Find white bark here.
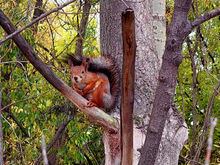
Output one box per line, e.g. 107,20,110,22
152,0,166,65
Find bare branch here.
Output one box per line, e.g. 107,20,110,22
194,80,220,160
205,117,217,165
2,115,25,163
0,88,4,165
41,135,49,165
186,33,199,159
0,0,77,45
192,8,220,28
179,155,204,165
35,116,74,164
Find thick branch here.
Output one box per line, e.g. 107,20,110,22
0,0,77,45
0,9,119,133
192,8,220,28
138,1,192,164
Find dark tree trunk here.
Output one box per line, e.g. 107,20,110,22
75,0,92,56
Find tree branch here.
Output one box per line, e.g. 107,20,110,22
194,80,220,161
192,8,220,28
34,115,73,164
186,32,199,159
0,88,4,165
41,135,48,165
0,0,77,45
138,1,192,164
75,0,92,56
205,117,217,165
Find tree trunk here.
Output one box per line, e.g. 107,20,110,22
100,0,188,164
100,0,159,129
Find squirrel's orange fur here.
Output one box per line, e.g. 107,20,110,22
68,57,118,110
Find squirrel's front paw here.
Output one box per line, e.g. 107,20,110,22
87,99,99,107
76,89,83,96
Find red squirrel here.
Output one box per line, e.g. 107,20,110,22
67,55,119,111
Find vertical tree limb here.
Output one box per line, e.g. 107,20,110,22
0,88,4,165
34,115,74,164
41,135,48,165
138,1,193,164
121,8,136,165
205,117,217,165
194,80,220,161
186,31,199,160
32,0,43,33
75,0,92,56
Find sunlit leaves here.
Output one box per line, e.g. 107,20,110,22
173,0,220,163
0,0,102,164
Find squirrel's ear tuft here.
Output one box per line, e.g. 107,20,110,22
82,58,89,71
68,59,73,68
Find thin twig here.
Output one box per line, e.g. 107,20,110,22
35,115,74,164
86,143,99,165
2,115,25,163
1,89,53,112
179,155,204,165
205,117,217,165
194,80,220,160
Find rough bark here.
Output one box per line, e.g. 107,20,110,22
154,106,188,165
0,7,121,164
138,1,192,164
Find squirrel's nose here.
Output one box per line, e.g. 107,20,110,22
74,77,78,81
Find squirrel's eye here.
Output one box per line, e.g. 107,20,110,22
82,70,84,74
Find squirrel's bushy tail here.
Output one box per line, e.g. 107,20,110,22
62,54,120,111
